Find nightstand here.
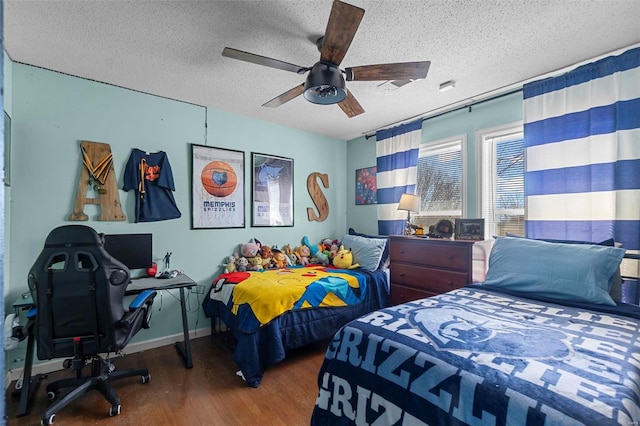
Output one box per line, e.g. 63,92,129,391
389,236,474,305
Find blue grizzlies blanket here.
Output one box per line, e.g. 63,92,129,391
311,287,640,425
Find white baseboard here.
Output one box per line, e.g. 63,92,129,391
5,326,211,387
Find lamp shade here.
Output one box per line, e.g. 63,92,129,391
398,193,421,213
303,62,347,105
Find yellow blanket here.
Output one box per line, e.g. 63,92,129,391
230,266,364,329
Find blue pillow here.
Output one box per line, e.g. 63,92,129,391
481,237,625,306
504,233,622,301
341,234,387,271
348,228,390,269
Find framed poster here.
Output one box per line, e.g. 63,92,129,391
251,152,293,227
454,218,485,240
355,166,377,205
191,144,245,229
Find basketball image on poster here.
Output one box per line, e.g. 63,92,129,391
191,145,245,229
201,161,237,197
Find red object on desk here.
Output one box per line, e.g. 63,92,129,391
146,262,157,277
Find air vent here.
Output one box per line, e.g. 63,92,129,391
376,79,415,93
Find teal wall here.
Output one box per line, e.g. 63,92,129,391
346,92,523,232
4,60,346,371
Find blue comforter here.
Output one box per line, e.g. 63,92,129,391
312,286,640,425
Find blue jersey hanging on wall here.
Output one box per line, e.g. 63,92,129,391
123,149,181,222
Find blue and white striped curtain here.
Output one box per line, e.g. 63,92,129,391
376,120,422,235
523,47,640,251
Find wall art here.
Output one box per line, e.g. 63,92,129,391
355,166,377,205
191,144,245,229
252,152,293,227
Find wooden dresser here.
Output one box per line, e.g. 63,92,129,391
389,236,474,305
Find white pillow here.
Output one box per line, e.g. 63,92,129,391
340,234,387,271
472,239,495,283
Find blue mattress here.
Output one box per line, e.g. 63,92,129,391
202,267,389,387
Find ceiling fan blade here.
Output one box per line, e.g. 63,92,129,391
262,84,305,108
345,61,431,81
320,0,365,66
338,91,365,118
222,47,308,74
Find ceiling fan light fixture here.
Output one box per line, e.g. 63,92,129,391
303,62,347,105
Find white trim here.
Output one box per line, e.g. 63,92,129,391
418,134,466,216
476,122,524,236
5,326,211,387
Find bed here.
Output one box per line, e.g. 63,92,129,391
311,236,639,425
202,232,390,388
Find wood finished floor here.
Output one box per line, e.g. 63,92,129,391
5,335,328,426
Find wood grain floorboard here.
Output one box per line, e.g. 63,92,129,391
5,335,328,425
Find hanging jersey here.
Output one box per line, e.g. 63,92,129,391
123,149,181,222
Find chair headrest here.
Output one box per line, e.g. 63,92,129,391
44,225,103,247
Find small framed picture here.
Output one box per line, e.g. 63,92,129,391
355,166,377,205
454,218,485,240
251,152,294,227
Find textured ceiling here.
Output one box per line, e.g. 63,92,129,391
4,0,640,141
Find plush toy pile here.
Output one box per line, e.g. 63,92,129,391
223,236,353,273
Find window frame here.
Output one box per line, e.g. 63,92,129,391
414,134,467,224
476,121,524,238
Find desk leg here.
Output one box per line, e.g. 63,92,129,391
173,287,193,369
15,323,45,417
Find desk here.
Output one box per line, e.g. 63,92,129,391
126,274,197,369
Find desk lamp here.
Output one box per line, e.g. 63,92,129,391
398,194,421,234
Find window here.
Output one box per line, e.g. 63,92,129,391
414,136,464,230
478,123,524,238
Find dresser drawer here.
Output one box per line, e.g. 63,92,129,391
390,284,434,305
390,240,470,271
391,263,468,292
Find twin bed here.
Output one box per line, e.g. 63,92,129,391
202,233,639,425
311,236,639,425
202,265,388,387
201,231,390,387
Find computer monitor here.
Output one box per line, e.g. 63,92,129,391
102,233,153,271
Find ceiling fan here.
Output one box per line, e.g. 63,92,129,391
221,0,431,118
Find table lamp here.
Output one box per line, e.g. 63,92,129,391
397,193,421,224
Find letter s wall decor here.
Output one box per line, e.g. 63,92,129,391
307,172,329,222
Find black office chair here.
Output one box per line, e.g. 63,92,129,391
27,225,156,425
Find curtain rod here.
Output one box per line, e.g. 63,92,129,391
364,87,523,140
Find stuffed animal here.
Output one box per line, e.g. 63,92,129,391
302,236,325,258
283,244,298,266
236,256,249,272
295,245,311,266
259,244,273,269
272,248,287,269
314,251,330,266
329,242,339,259
248,255,263,271
240,238,261,259
224,255,237,273
333,245,360,269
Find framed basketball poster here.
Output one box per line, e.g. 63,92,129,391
191,144,245,229
251,152,294,227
